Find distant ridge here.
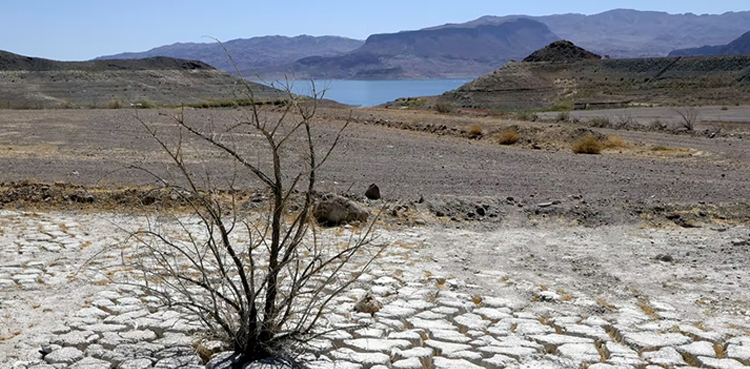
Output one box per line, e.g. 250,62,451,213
429,9,750,58
96,35,364,73
669,30,750,56
1,50,212,71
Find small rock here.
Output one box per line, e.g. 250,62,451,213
656,254,673,262
353,292,382,315
414,219,426,226
365,184,381,200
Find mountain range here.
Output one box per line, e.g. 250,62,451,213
669,30,750,56
96,35,364,75
96,9,750,80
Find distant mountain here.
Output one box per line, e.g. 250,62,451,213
431,9,750,59
259,18,561,79
96,35,364,74
669,30,750,56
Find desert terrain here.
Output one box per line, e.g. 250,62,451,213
1,102,750,369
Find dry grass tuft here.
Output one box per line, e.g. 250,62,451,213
467,125,483,139
572,135,603,154
497,129,520,145
595,298,616,310
604,135,628,149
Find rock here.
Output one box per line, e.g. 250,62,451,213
329,348,390,367
655,254,674,262
727,344,750,365
342,338,411,353
483,354,519,369
118,358,155,369
392,357,423,369
642,347,686,366
414,219,426,226
353,292,382,315
365,184,381,200
69,357,113,369
425,340,473,355
556,343,602,364
433,357,484,369
697,357,747,369
677,341,717,360
622,332,691,351
313,193,369,225
44,347,84,365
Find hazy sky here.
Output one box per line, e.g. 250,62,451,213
2,0,748,61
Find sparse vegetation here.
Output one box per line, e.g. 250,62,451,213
648,119,671,131
517,111,538,122
572,134,603,154
673,106,700,131
556,111,570,122
552,101,574,111
106,100,123,109
135,99,155,109
721,106,729,111
467,125,483,139
497,129,520,145
434,100,455,114
588,116,611,128
603,135,628,149
651,145,671,151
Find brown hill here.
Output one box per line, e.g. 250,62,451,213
0,51,281,109
443,43,750,111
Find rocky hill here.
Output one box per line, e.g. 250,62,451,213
96,35,364,75
431,9,750,59
442,42,750,111
258,18,560,80
0,51,281,109
523,41,601,63
669,30,750,57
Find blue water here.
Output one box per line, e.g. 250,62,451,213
258,79,472,107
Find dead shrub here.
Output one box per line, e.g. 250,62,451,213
588,116,611,128
497,129,519,145
572,135,603,154
556,111,571,122
434,100,454,114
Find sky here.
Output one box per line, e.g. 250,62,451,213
2,0,748,61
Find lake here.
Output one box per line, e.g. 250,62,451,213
256,79,472,107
